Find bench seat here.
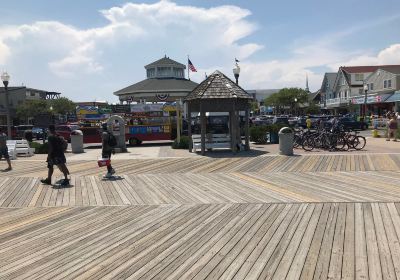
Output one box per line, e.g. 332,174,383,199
15,140,34,157
192,134,231,152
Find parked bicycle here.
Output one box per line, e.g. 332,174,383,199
295,125,366,152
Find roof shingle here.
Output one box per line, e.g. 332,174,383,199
185,70,252,101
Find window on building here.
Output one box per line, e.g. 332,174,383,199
370,83,374,90
147,68,155,78
341,77,345,85
384,79,392,88
173,68,183,78
157,67,171,77
359,88,363,94
355,73,364,81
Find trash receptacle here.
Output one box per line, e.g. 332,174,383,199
71,130,84,153
278,127,294,156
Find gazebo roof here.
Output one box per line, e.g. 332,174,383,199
114,78,198,96
185,70,252,101
144,57,186,69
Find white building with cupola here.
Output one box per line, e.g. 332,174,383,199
114,56,198,104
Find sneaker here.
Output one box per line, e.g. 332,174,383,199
60,179,70,186
4,167,12,171
40,178,51,185
105,172,112,178
393,139,398,142
110,168,115,175
386,139,390,141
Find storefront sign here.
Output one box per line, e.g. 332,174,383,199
352,93,391,105
76,105,98,115
130,104,164,113
111,105,130,113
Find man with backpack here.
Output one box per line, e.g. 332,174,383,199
101,123,116,178
41,125,70,186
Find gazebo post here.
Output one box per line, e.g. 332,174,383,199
187,102,192,152
200,102,206,155
236,109,241,151
232,102,238,153
229,110,235,152
245,107,250,151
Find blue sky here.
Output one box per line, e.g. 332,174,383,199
1,0,400,102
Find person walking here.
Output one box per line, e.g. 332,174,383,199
0,127,12,171
387,115,398,142
101,123,116,178
40,125,70,186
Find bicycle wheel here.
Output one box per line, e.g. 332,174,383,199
302,136,315,151
293,134,301,148
334,135,346,150
353,136,366,150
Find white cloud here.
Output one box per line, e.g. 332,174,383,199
329,44,400,69
0,0,262,78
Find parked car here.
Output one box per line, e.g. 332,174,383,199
32,127,45,140
253,115,274,126
15,125,33,139
338,117,368,130
55,124,80,142
272,116,289,125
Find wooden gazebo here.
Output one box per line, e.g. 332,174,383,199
184,70,252,155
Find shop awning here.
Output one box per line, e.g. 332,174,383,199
385,91,400,103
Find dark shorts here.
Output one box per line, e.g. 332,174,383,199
47,155,66,168
0,147,9,159
102,150,112,159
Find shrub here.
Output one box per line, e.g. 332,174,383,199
29,142,49,154
172,136,190,149
250,126,269,144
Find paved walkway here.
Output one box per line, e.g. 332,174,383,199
1,142,400,279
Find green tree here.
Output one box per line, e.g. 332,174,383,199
264,88,308,114
250,101,259,114
16,99,51,120
304,102,320,115
50,97,76,115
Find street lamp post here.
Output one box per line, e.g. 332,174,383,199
294,98,298,116
232,63,240,85
1,71,11,140
363,83,368,121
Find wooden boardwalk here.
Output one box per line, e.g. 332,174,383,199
1,154,400,279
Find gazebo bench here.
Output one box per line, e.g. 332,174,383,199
14,139,35,156
192,134,231,152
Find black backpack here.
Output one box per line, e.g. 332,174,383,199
107,132,117,147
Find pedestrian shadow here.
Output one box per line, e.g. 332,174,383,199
101,175,124,181
52,184,74,189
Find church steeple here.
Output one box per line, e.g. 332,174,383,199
305,73,310,92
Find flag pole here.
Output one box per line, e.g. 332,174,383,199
187,55,190,80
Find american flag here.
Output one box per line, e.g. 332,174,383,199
188,59,197,72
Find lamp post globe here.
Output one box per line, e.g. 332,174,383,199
1,71,12,139
1,71,10,87
233,65,240,85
